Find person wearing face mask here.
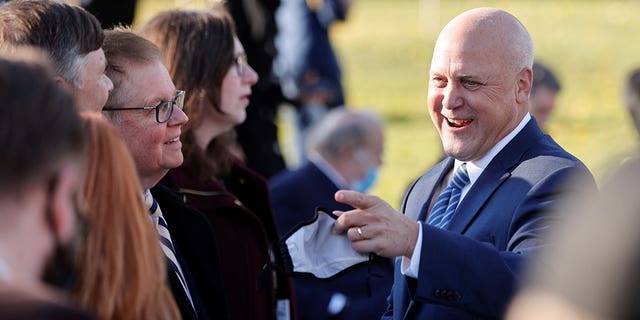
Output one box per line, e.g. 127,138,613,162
269,107,393,320
0,48,94,319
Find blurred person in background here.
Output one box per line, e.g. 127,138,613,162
0,0,113,112
275,0,353,163
0,48,93,319
269,107,393,319
226,0,288,178
529,61,561,129
139,7,296,319
73,113,180,320
270,107,384,234
623,68,640,139
82,0,137,29
102,28,227,320
507,158,640,320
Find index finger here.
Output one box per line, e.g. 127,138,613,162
334,189,378,209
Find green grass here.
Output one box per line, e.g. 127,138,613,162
135,0,640,207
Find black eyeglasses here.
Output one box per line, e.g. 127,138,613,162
103,90,185,123
233,53,248,76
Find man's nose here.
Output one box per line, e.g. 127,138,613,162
169,105,189,125
441,84,463,109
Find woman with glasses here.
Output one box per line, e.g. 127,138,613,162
139,6,296,320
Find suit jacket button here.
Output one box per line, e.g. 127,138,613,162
443,290,452,300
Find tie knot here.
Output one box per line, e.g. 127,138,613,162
450,163,470,190
144,190,160,218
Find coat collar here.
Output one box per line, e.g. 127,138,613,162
447,118,544,233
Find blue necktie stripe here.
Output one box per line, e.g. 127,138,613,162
158,234,175,251
150,197,158,213
145,193,196,312
427,163,470,229
158,215,168,228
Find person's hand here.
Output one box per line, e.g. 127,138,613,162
333,190,419,258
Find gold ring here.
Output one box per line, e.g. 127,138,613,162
357,227,364,239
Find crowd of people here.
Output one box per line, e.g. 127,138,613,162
0,1,638,320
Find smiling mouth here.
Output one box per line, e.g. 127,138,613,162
165,137,179,144
446,117,473,128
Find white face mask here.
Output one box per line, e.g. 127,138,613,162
276,208,369,279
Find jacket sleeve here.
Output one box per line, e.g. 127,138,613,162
410,165,595,318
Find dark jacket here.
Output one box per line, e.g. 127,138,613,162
269,161,394,320
151,184,229,320
163,160,296,320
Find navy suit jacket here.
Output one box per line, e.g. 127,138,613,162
269,162,394,320
384,119,595,319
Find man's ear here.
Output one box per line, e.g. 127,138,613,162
53,75,73,92
46,165,82,244
515,67,533,104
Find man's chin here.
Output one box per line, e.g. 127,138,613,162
443,146,472,161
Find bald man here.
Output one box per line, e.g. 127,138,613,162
332,8,595,319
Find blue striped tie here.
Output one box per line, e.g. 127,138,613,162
145,191,196,312
427,163,470,229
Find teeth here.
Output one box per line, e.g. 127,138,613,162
165,137,179,144
447,118,472,127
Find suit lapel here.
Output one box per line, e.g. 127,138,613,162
403,158,453,221
446,118,544,234
447,166,511,233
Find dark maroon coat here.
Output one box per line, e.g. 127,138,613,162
163,159,296,320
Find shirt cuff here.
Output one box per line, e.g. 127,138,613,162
400,221,423,278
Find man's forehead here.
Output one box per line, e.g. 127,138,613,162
121,61,175,104
430,49,501,77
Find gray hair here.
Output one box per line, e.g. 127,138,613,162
306,108,383,159
0,0,104,87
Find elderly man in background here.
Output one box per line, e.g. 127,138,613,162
270,107,392,319
0,0,113,112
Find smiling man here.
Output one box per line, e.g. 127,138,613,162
332,7,596,320
101,28,227,320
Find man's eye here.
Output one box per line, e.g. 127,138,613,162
431,77,447,87
462,80,481,89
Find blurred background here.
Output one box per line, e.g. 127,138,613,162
126,0,640,207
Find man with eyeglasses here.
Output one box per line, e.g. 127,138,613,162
101,28,227,320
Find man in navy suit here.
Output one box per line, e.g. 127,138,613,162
333,8,596,320
270,108,393,319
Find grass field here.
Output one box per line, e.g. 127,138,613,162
135,0,640,207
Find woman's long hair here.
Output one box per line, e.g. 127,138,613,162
73,113,180,320
139,7,238,179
